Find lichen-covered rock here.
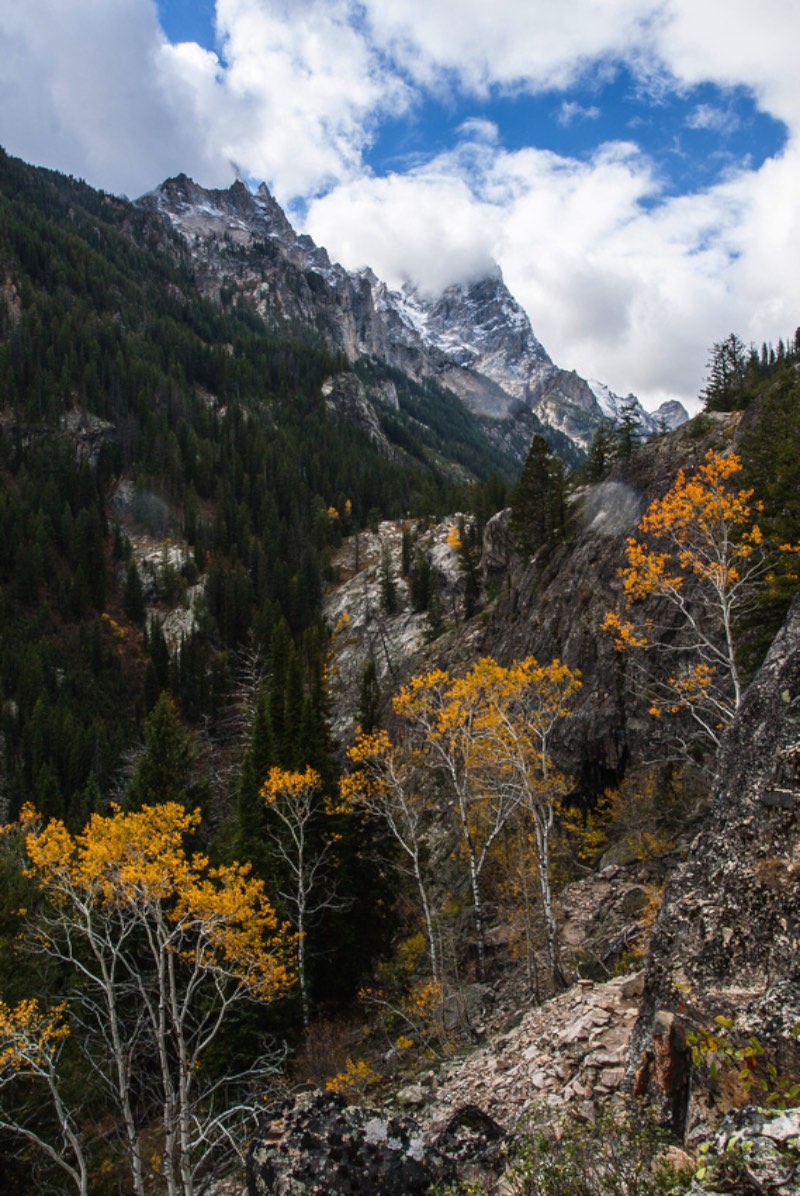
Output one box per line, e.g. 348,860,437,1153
246,1092,432,1196
630,596,800,1135
689,1106,800,1195
245,1092,509,1196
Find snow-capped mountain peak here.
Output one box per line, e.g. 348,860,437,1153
139,175,687,452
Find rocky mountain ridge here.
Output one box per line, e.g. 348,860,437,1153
139,175,687,455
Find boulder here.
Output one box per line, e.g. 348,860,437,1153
246,1092,509,1196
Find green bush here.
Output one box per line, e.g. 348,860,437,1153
507,1100,691,1196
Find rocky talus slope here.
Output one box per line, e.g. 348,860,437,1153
417,970,645,1134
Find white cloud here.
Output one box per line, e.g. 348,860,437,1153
361,0,657,95
307,168,499,295
0,0,799,410
456,118,501,144
556,101,601,126
308,112,800,410
0,0,208,196
685,104,740,135
203,0,411,198
653,0,800,131
0,0,411,200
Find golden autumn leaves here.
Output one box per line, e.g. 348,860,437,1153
0,803,296,1196
602,449,793,746
343,656,582,990
23,801,295,1002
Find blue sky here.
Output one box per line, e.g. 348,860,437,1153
0,0,798,411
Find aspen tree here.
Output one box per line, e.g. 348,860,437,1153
4,803,294,1196
603,450,772,749
345,658,580,991
260,765,348,1028
343,730,442,983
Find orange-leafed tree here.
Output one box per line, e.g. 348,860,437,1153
603,449,771,749
344,657,580,990
342,729,443,983
260,765,348,1028
392,663,530,984
466,657,582,990
0,998,86,1194
4,802,294,1196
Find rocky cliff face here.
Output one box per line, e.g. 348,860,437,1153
629,594,800,1135
475,412,743,798
138,176,686,456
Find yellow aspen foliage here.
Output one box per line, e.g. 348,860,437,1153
600,610,649,651
261,764,321,806
446,525,462,551
0,999,69,1077
324,1057,380,1096
25,802,295,1001
12,802,296,1196
602,450,782,744
619,450,765,605
347,656,580,992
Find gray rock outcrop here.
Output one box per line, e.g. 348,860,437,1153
630,595,800,1135
245,1092,508,1195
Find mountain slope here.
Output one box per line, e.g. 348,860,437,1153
0,146,512,825
140,175,687,455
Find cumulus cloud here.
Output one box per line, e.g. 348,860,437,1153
0,0,410,200
307,168,499,295
309,117,800,410
0,0,212,196
204,0,411,198
361,0,657,95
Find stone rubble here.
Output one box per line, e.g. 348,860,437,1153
419,970,645,1135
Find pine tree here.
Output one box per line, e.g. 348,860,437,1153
124,694,209,814
510,435,568,556
379,545,398,615
234,687,275,869
701,333,748,410
357,660,381,733
409,550,432,612
584,421,615,481
612,398,642,461
123,560,145,625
